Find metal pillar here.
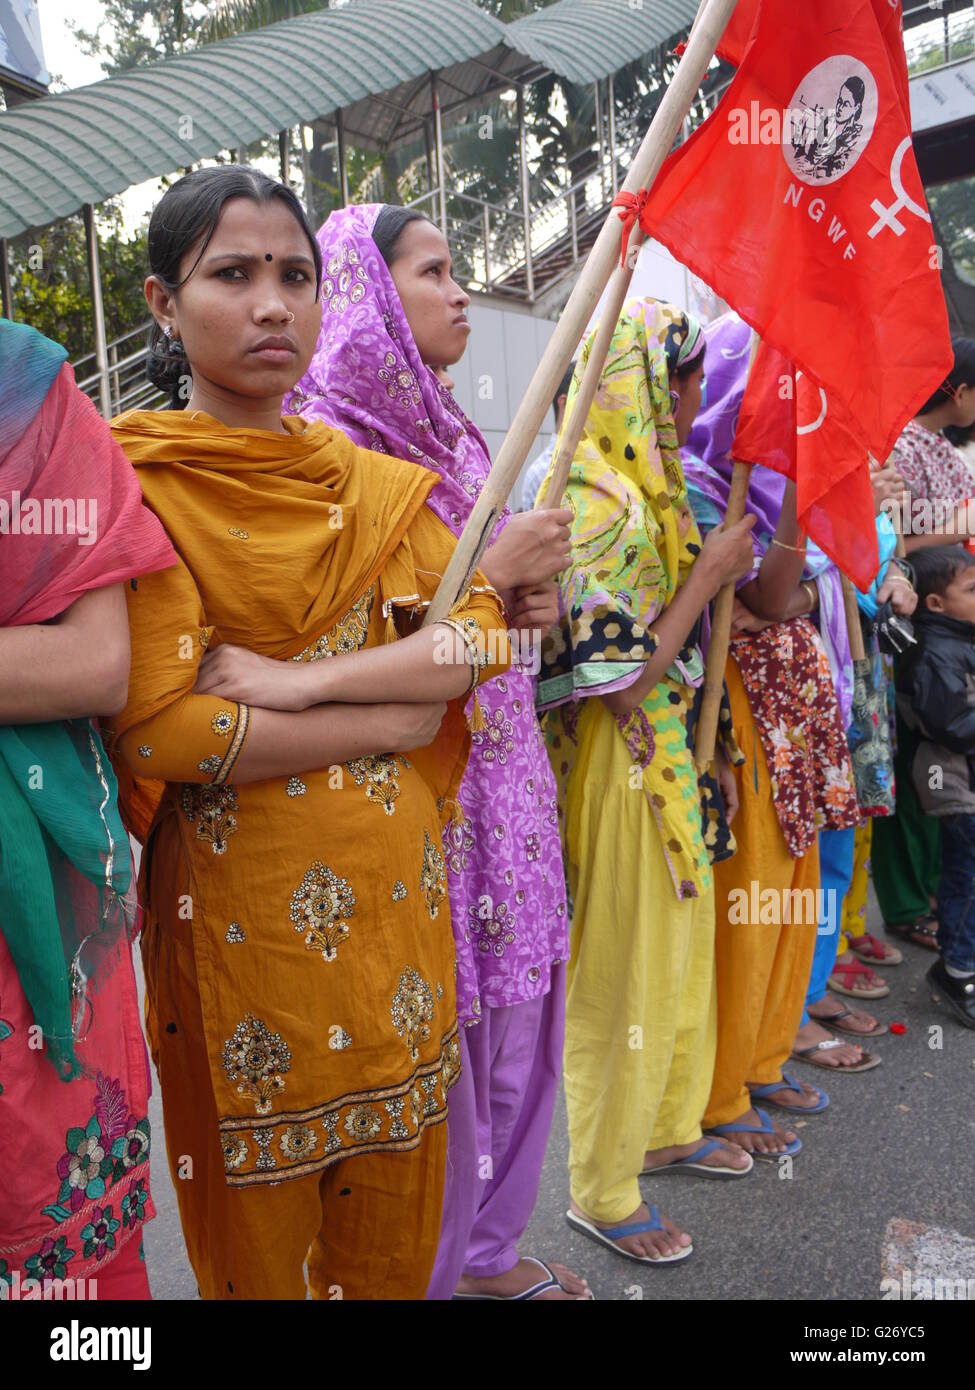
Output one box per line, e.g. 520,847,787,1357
82,204,111,419
300,125,314,223
278,129,290,186
0,238,12,320
482,202,491,288
608,72,618,196
424,119,435,195
335,108,349,208
431,72,448,237
517,84,534,302
594,78,605,199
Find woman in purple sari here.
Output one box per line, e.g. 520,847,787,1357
288,204,588,1300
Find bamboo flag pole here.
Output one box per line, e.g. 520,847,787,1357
841,575,866,662
534,218,649,512
535,0,713,510
422,0,741,627
693,331,759,771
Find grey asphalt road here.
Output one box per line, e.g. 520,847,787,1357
140,884,975,1301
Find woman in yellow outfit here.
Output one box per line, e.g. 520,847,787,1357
106,166,510,1299
538,300,757,1265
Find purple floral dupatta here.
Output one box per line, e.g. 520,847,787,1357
287,205,568,1026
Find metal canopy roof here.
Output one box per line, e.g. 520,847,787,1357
0,0,521,238
0,0,705,241
508,0,701,84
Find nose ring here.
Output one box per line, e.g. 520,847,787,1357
285,312,295,324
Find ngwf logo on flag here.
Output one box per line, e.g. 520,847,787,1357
641,0,952,471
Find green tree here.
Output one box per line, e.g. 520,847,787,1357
8,205,149,361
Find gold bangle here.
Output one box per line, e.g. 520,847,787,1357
801,580,818,613
437,617,487,694
771,537,808,554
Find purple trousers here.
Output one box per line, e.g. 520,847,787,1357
426,962,566,1297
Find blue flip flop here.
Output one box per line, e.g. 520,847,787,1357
566,1207,693,1265
642,1137,754,1180
706,1105,802,1162
748,1072,829,1115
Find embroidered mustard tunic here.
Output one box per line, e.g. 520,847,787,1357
106,412,510,1198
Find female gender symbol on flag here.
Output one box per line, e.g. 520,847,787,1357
640,0,952,582
868,136,933,238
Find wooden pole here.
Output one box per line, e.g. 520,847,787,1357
278,130,290,187
842,575,866,662
422,0,737,627
535,220,648,512
693,460,754,769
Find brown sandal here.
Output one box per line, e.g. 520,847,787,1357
886,914,939,952
790,1039,882,1072
808,1002,888,1038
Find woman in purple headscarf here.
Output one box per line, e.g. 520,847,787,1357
681,313,877,1162
287,204,589,1301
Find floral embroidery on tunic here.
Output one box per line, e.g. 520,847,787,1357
344,1105,382,1142
291,587,374,663
223,1136,248,1172
420,828,447,920
346,753,408,815
472,708,514,765
289,860,355,962
391,880,407,902
444,815,475,874
137,745,152,759
41,1074,150,1227
390,966,434,1063
252,1129,276,1171
198,754,222,776
285,777,307,797
216,1026,459,1187
279,1124,317,1163
225,921,246,944
80,1205,120,1260
227,527,249,539
328,1026,352,1050
468,896,516,958
210,710,235,737
221,1014,292,1116
180,783,239,855
385,1097,408,1139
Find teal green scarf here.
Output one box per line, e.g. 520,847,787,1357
0,721,133,1080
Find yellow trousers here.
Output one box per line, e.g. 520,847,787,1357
563,705,717,1224
703,658,820,1129
839,820,872,955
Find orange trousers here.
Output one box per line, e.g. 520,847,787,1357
703,657,820,1129
142,901,446,1301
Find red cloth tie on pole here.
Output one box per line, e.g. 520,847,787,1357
611,188,650,268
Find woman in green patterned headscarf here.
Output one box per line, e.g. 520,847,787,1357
537,298,757,1264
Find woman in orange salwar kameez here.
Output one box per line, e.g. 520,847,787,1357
106,166,509,1300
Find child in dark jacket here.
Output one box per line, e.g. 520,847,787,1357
899,545,975,1028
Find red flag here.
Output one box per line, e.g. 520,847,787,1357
643,0,952,474
716,0,759,66
733,339,879,586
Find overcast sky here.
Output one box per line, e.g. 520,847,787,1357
38,0,105,90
